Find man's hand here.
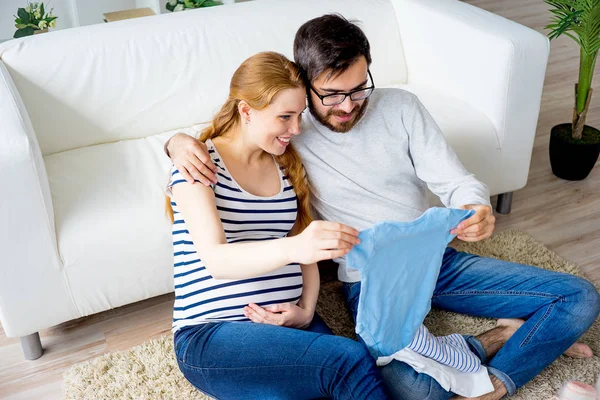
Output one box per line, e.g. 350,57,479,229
243,302,314,329
166,133,218,186
451,204,495,242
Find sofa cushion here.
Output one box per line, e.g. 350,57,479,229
43,125,202,317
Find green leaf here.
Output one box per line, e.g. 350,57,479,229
590,37,600,54
17,8,30,24
13,26,34,38
46,16,57,23
166,3,174,11
184,0,194,8
545,9,582,40
15,23,26,29
564,31,582,46
40,3,45,18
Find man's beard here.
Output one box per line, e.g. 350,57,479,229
308,97,369,133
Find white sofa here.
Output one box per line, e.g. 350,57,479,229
0,0,549,359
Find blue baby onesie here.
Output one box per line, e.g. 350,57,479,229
346,207,474,360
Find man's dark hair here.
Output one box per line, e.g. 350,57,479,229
293,14,372,84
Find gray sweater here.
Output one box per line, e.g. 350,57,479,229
293,88,491,282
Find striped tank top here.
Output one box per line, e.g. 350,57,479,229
166,139,302,333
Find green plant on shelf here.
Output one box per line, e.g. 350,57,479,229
14,2,57,38
166,0,222,12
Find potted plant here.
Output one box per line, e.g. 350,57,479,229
545,0,600,180
166,0,222,12
14,2,57,38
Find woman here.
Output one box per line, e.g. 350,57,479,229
166,52,391,399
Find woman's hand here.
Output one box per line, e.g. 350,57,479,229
288,221,360,264
244,302,314,329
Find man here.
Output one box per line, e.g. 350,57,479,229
164,14,600,400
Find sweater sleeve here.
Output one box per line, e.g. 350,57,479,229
402,94,491,208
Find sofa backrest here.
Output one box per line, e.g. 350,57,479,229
0,0,407,156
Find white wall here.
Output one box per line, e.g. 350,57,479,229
74,0,136,26
135,0,161,14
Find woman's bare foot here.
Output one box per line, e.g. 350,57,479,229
496,318,593,358
563,343,593,358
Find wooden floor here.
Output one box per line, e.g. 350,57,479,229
1,1,599,399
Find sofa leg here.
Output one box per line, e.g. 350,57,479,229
496,192,513,214
20,332,43,360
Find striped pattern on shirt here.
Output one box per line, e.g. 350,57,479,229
166,139,302,333
408,325,481,372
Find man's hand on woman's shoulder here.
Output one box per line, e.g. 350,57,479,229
165,133,218,186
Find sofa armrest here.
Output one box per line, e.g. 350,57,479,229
391,0,549,190
0,60,78,337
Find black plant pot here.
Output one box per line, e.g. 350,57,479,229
549,123,600,180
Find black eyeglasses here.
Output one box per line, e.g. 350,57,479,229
310,70,375,106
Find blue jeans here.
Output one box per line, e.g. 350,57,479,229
174,313,391,399
343,247,600,400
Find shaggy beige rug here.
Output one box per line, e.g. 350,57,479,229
64,231,600,399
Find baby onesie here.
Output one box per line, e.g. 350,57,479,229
346,207,494,397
